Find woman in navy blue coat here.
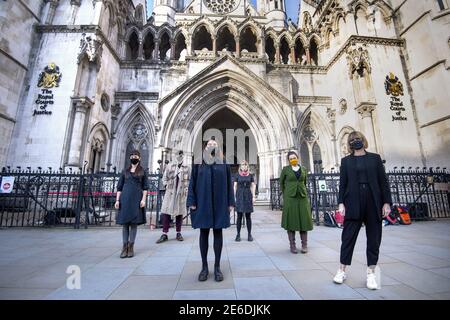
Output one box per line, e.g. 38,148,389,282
187,139,235,282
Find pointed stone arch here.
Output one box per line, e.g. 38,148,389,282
114,101,156,171
297,108,336,171
189,17,215,36
86,122,110,173
159,69,294,190
157,24,174,41
215,20,238,38
124,26,141,42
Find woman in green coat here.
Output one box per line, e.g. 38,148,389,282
280,151,313,254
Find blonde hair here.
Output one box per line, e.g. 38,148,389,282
239,160,250,173
347,131,369,153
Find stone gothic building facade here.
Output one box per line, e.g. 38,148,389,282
1,0,449,198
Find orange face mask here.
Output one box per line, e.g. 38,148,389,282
289,159,299,166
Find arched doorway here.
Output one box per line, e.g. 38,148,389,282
159,69,295,198
197,107,259,181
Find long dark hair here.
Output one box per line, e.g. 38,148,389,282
126,150,144,177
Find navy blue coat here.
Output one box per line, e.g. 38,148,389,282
187,161,235,229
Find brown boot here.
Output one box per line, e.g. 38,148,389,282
120,242,128,259
127,242,134,258
287,231,298,254
300,231,308,254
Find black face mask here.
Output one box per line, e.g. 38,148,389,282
350,140,364,150
130,159,140,165
205,146,216,156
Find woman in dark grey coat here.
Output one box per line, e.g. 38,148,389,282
187,139,235,282
234,160,256,242
115,150,149,258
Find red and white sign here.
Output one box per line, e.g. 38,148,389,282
0,176,15,193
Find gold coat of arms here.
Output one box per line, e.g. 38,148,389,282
37,63,62,88
385,72,404,96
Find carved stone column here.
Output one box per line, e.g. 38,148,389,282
235,36,240,58
69,0,81,25
170,40,176,60
356,102,378,153
275,44,280,64
45,0,60,25
138,36,144,60
212,36,217,57
153,40,160,60
327,108,339,167
91,0,103,25
106,103,122,171
289,44,295,65
306,46,311,65
67,98,94,168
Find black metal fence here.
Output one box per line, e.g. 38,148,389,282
270,168,450,225
0,168,241,228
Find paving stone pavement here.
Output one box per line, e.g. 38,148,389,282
1,208,450,300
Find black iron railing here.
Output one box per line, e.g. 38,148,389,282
270,168,450,225
0,168,163,228
0,168,240,228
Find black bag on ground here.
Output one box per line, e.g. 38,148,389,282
323,211,338,227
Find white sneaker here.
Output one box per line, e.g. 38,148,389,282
366,269,378,290
333,269,347,284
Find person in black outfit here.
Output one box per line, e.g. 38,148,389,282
234,160,256,242
187,139,235,282
115,150,149,258
333,131,392,290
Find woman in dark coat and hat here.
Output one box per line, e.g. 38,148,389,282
114,150,149,258
187,139,235,282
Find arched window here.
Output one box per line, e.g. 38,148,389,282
294,38,306,65
217,26,236,52
300,140,310,173
127,32,139,60
143,32,155,60
312,142,322,172
310,38,319,66
174,33,187,60
240,27,257,52
125,120,151,170
355,7,369,36
193,25,213,51
159,32,171,61
280,37,290,64
265,36,276,63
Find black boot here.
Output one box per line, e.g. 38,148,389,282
120,242,128,259
156,234,168,244
214,266,224,282
198,266,209,282
235,233,241,242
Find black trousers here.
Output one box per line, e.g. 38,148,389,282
340,183,382,266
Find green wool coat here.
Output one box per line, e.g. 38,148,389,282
279,165,314,232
